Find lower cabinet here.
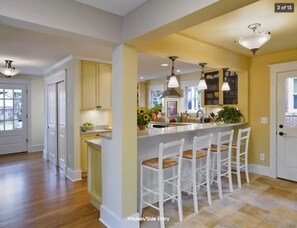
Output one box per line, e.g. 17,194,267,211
80,133,99,177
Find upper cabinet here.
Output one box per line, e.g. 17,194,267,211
202,69,242,107
81,61,112,110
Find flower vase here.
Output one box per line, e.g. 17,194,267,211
138,125,146,130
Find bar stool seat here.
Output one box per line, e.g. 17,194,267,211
210,144,229,152
183,150,207,159
142,157,178,169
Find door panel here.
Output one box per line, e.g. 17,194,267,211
277,71,297,182
47,84,57,165
0,84,27,154
57,81,66,170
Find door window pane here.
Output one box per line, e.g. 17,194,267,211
5,100,13,109
5,121,13,130
14,89,22,99
0,89,3,99
0,110,3,120
14,120,22,130
0,121,3,131
14,100,22,109
5,89,13,99
294,79,297,93
294,95,297,109
5,110,13,120
14,110,22,119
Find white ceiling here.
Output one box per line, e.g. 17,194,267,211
74,0,148,16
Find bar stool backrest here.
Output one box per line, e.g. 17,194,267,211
158,139,185,170
237,127,251,154
217,130,234,159
193,134,213,162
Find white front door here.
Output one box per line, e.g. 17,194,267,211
0,84,27,155
277,71,297,182
47,83,57,165
57,81,66,170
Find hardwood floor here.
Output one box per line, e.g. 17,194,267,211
0,152,105,228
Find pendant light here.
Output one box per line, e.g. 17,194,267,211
235,23,271,55
0,60,21,77
198,63,207,90
167,56,179,88
221,68,230,91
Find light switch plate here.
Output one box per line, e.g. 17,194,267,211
261,117,268,124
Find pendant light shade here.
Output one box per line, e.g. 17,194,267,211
198,63,207,90
0,60,20,77
221,68,230,91
235,23,271,55
167,56,179,88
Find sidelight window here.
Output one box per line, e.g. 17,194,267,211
184,86,201,111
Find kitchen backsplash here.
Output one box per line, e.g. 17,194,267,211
80,109,112,126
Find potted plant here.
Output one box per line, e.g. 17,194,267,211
137,107,151,130
216,106,243,123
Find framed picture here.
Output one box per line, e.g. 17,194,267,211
167,101,177,118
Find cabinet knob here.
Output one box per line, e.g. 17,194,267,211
97,105,102,108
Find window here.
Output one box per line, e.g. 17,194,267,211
294,79,297,109
184,86,201,111
149,89,162,108
286,77,297,114
0,88,23,131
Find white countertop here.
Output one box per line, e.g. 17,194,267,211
100,122,247,140
86,138,102,149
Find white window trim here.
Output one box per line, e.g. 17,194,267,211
181,80,201,114
147,84,164,109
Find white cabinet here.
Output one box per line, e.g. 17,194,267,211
81,61,112,110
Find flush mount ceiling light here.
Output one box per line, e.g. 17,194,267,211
198,63,207,90
0,60,21,77
167,56,179,88
235,23,271,55
221,68,230,91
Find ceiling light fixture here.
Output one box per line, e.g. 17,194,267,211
161,63,168,67
167,56,179,88
221,68,230,91
198,63,207,90
0,60,21,77
235,23,271,55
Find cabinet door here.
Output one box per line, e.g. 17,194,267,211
202,70,221,107
222,71,238,105
80,133,99,176
97,63,112,109
81,61,97,110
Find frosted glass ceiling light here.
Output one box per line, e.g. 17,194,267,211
221,68,230,91
235,23,271,55
198,63,207,90
167,56,179,88
0,60,20,77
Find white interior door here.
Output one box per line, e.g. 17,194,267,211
57,81,66,170
277,71,297,182
47,83,57,165
0,84,27,154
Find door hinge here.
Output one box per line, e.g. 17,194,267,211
26,139,28,143
26,90,28,94
26,114,28,119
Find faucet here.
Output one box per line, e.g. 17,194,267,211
196,109,204,124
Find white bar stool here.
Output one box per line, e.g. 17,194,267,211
231,127,251,188
139,138,185,228
210,130,234,199
182,134,213,213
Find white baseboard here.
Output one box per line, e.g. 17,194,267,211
28,144,44,153
43,149,48,159
248,164,276,178
66,167,82,182
100,205,139,228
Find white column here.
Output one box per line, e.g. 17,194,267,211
100,44,139,228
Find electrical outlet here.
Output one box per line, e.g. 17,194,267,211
260,153,265,161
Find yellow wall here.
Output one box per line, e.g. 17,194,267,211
249,49,297,166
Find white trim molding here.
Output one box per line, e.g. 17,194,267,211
43,149,48,159
28,144,44,153
100,205,139,228
269,60,297,179
66,167,82,182
248,164,275,178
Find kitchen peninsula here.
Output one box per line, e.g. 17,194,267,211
86,122,246,211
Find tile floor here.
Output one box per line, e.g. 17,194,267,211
141,173,297,227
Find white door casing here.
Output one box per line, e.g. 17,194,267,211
57,81,66,170
0,84,28,155
47,83,58,165
276,71,297,182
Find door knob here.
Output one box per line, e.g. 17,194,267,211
279,124,283,128
279,132,287,136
